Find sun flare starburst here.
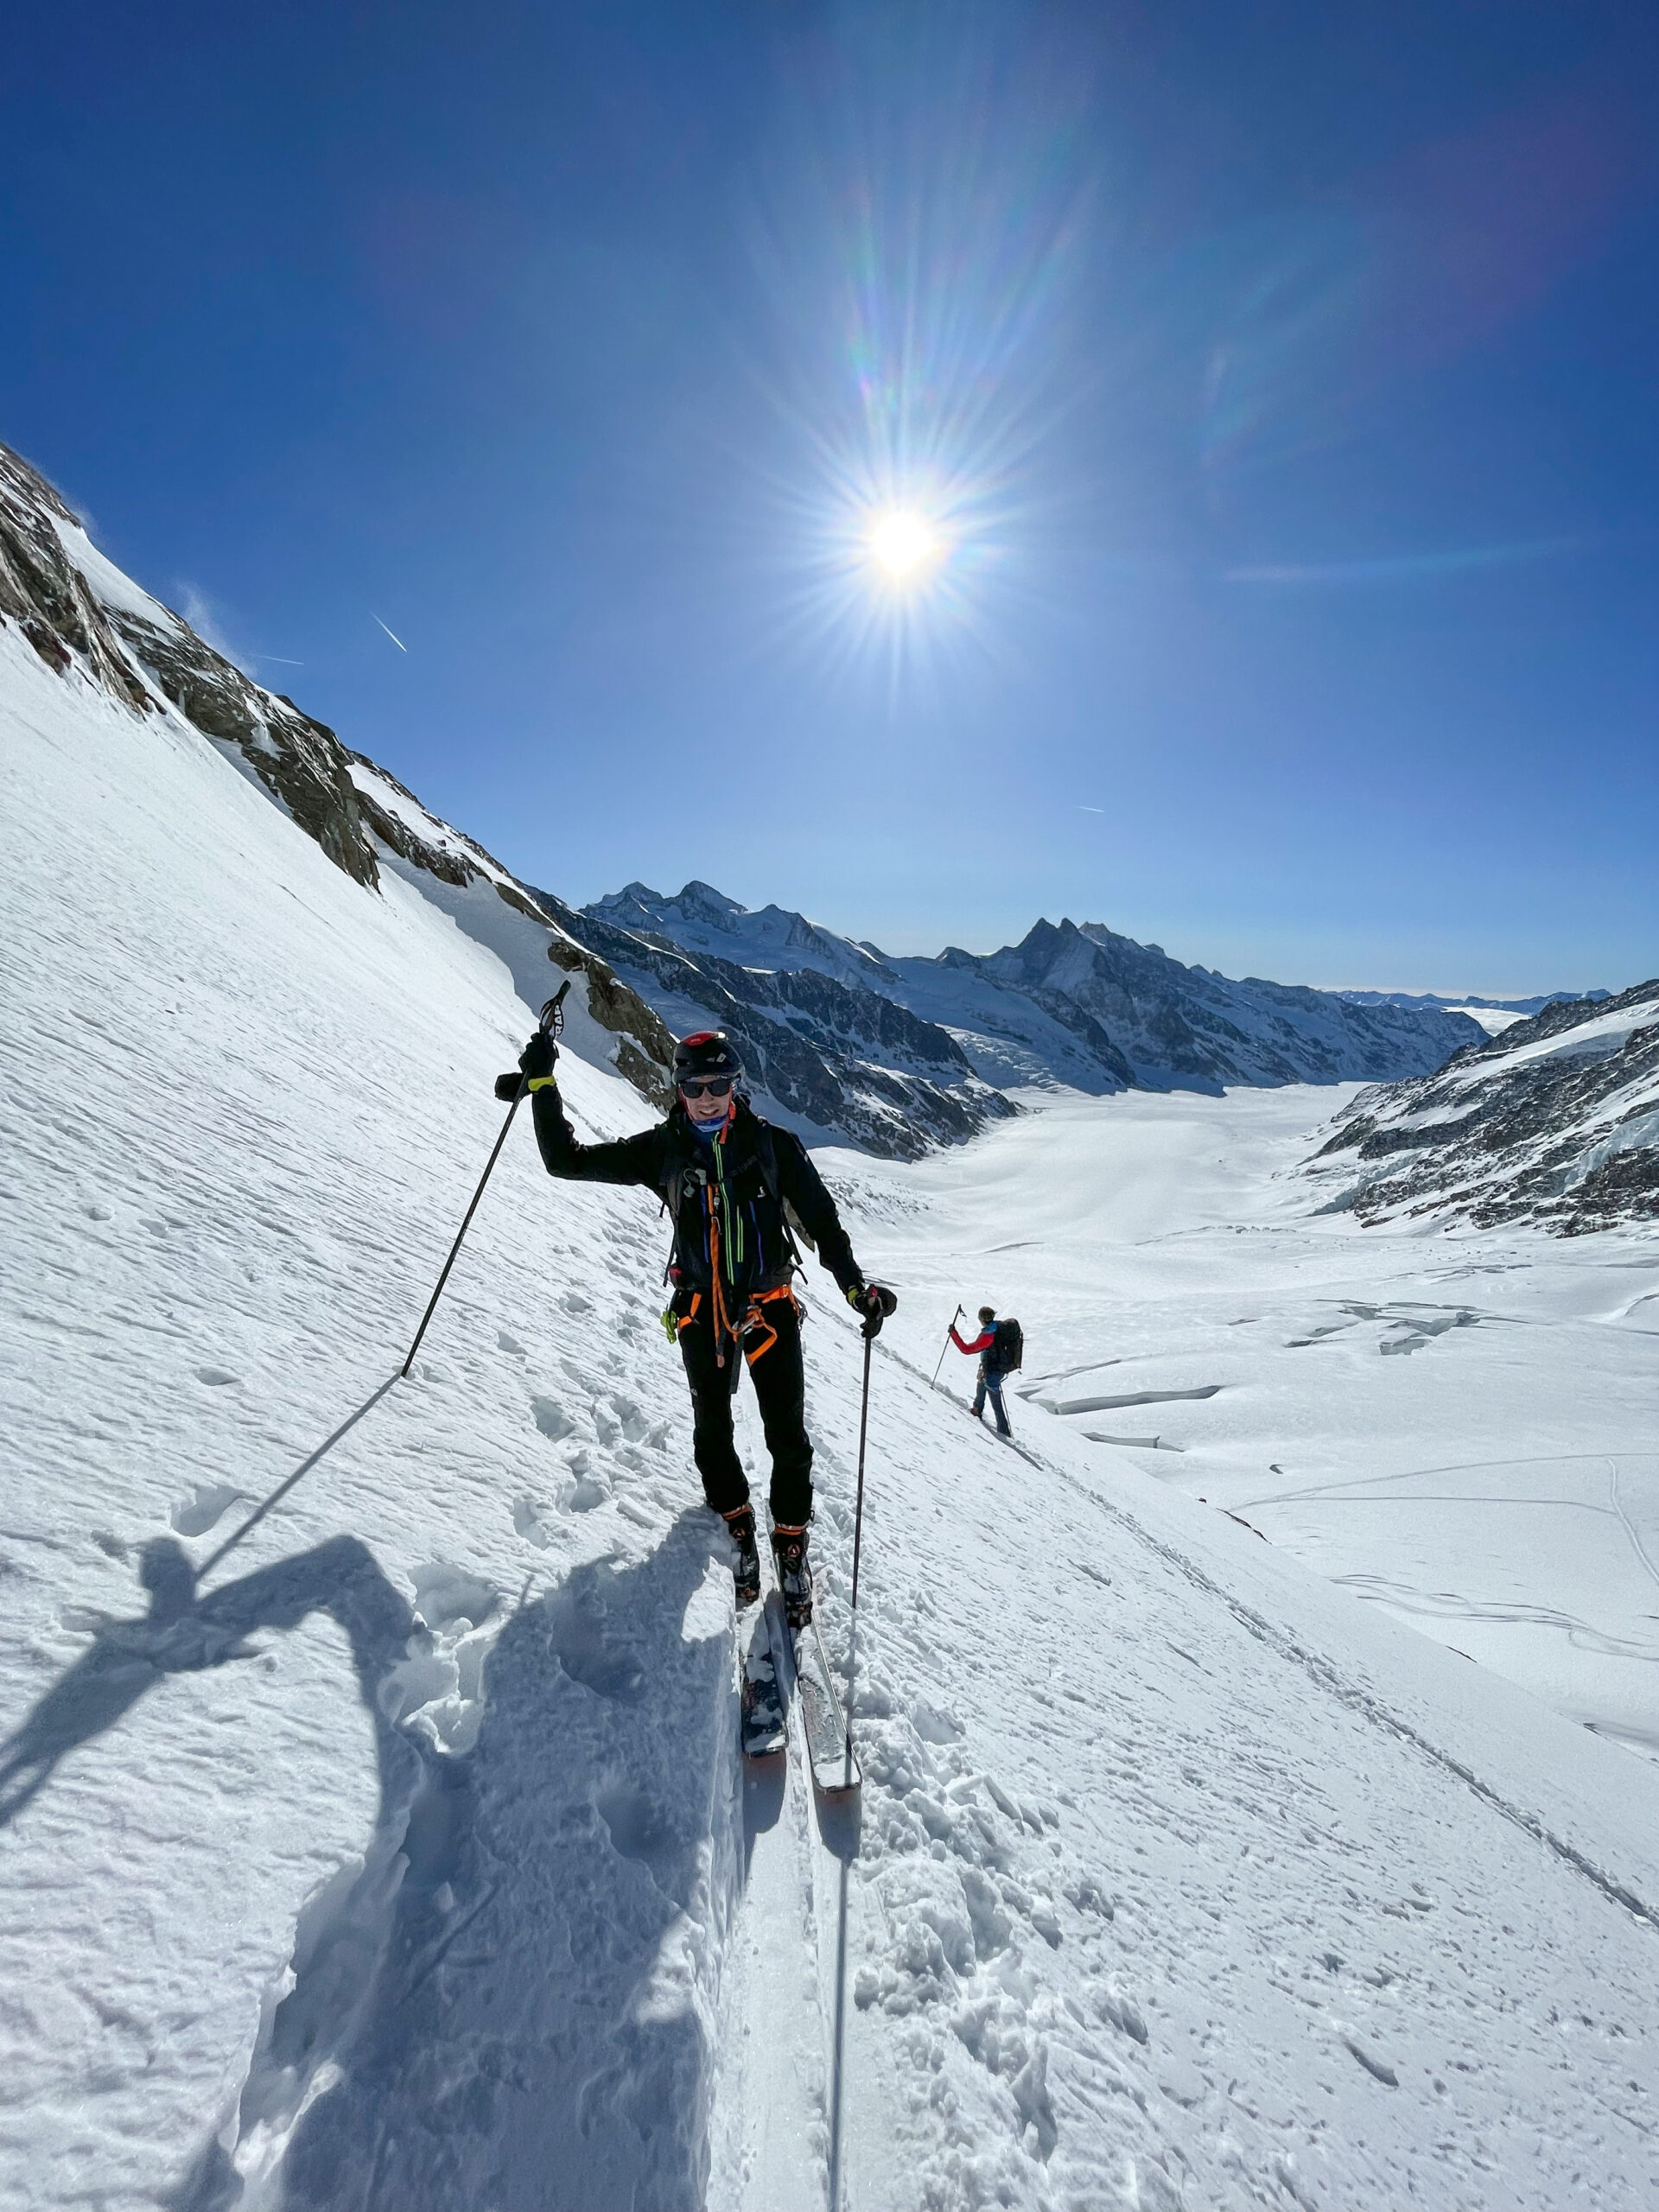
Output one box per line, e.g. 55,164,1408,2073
868,509,943,582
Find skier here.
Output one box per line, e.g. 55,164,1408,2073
505,1025,895,1624
950,1306,1013,1436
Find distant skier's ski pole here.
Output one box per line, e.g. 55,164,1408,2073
930,1303,964,1388
842,1329,874,1779
400,982,569,1377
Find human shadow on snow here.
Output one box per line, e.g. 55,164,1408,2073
0,1532,419,1833
167,1507,738,2212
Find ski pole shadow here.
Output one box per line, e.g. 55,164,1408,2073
174,1508,746,2212
197,1373,399,1578
827,1853,855,2212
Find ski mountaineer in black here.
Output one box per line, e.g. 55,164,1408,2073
508,1025,897,1625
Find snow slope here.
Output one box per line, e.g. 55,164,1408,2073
6,625,1659,2211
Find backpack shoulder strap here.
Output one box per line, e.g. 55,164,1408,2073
753,1122,781,1199
751,1119,813,1261
656,1122,702,1236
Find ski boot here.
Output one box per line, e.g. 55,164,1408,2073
771,1522,813,1629
722,1505,760,1609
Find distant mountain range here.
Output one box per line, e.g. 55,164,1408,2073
550,881,1484,1150
1337,987,1608,1039
1338,988,1609,1014
1307,981,1659,1233
0,433,1546,1162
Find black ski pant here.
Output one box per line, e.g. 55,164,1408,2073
679,1299,813,1527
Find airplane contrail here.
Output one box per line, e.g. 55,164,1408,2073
259,655,305,665
1078,804,1103,813
371,612,408,652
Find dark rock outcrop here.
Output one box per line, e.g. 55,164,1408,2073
0,444,154,713
1,440,380,890
1308,980,1659,1234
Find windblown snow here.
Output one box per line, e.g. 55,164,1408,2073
4,619,1659,2212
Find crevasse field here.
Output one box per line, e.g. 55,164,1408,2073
4,622,1658,2211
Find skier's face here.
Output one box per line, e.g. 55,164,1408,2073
681,1080,733,1125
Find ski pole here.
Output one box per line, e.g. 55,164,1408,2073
400,982,569,1378
930,1304,963,1388
843,1329,874,1775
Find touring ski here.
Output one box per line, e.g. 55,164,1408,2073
792,1617,861,1799
739,1592,789,1758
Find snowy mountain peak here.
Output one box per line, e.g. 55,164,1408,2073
588,878,899,988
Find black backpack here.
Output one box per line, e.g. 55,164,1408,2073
989,1318,1024,1375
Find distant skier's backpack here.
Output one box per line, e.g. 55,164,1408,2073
989,1318,1024,1375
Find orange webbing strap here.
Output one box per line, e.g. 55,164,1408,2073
706,1191,736,1366
741,1284,800,1368
673,1289,702,1335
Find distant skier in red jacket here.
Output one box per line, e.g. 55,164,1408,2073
950,1305,1012,1436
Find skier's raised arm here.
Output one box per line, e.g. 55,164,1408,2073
499,1027,670,1187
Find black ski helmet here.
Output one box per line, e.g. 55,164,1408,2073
673,1030,743,1089
978,1306,995,1324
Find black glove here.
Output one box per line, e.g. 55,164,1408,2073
519,1029,559,1086
494,1028,558,1103
848,1281,898,1340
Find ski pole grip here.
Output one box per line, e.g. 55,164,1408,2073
538,979,572,1033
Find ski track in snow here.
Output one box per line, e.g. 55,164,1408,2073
4,627,1659,2209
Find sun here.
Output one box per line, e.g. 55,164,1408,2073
868,509,942,582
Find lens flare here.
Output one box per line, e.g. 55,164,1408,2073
869,510,943,581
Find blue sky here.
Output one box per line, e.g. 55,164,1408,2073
4,2,1656,994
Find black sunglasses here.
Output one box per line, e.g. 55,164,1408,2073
680,1075,735,1099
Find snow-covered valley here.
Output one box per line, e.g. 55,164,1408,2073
5,580,1659,2209
849,1090,1659,1766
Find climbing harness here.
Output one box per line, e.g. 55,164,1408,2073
656,1111,807,1370
738,1283,804,1367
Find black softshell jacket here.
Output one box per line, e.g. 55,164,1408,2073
531,1089,862,1304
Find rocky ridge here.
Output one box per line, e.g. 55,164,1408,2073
990,917,1478,1088
1306,980,1659,1234
0,439,673,1110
